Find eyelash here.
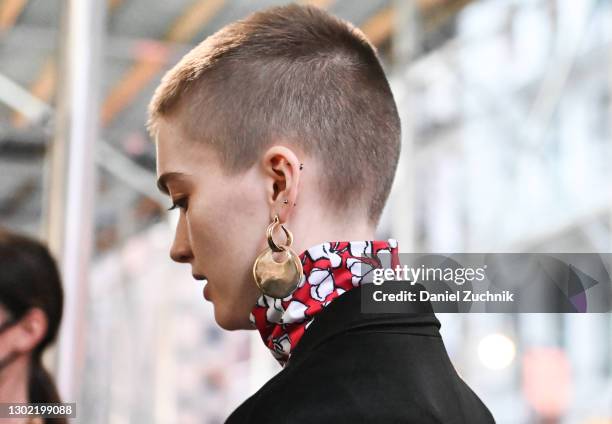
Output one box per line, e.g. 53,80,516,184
167,197,188,211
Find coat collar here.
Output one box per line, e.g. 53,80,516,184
287,282,441,368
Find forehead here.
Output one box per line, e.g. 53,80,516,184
155,117,184,176
154,117,216,179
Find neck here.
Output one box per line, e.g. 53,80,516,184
0,354,29,403
290,210,376,257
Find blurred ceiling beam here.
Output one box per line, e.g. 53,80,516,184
356,0,472,49
107,0,123,9
101,0,226,126
14,0,471,128
101,0,340,127
11,0,124,127
301,0,335,9
0,176,37,217
165,0,225,41
422,0,475,32
416,0,447,8
0,0,28,32
3,62,166,208
361,6,395,47
0,71,48,123
1,26,192,60
12,57,55,127
343,0,470,49
357,0,476,49
0,128,47,158
99,56,165,126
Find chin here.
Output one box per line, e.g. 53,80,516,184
213,305,253,330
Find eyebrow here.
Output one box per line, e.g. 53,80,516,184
156,172,186,195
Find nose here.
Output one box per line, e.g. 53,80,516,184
169,214,193,263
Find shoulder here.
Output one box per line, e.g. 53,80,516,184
226,330,495,424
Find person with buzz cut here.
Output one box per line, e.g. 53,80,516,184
148,3,495,423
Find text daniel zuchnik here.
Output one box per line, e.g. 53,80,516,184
372,289,515,303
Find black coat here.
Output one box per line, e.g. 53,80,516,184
226,285,496,423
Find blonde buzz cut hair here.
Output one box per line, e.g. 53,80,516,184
147,4,401,224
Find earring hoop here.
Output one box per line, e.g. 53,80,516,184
253,215,303,299
266,215,293,252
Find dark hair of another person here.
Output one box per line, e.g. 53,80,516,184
0,227,66,424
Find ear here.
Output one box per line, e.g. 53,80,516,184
13,308,48,354
261,145,301,224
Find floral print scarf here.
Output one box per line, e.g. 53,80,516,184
249,239,400,366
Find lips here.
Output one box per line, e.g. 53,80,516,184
192,273,210,300
203,283,211,301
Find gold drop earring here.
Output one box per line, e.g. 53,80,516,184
252,214,303,299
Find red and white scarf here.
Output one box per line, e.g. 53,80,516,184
250,239,400,366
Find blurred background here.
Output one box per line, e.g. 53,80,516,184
0,0,611,423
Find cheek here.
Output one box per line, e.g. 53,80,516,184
194,179,267,302
186,183,259,276
185,198,222,261
210,178,266,245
